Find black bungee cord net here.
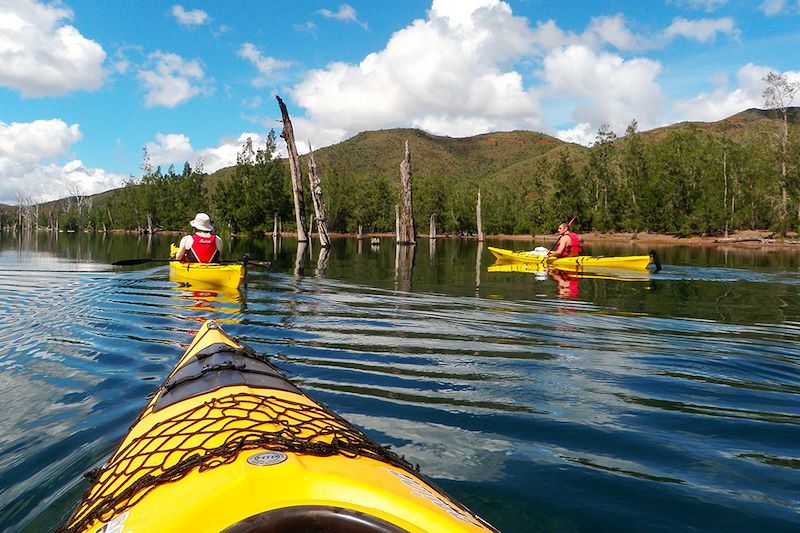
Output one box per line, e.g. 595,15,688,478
60,391,417,533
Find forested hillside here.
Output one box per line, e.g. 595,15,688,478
3,107,799,237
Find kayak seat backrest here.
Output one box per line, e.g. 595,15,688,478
220,505,409,533
153,343,300,412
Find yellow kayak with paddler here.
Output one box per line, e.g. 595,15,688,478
488,246,661,272
61,320,497,533
169,243,246,289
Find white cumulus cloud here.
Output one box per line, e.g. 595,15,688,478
585,14,654,51
542,45,663,139
758,0,789,16
0,0,106,97
172,5,209,26
291,0,541,142
143,131,278,174
672,64,799,122
663,17,738,43
318,4,368,29
137,51,211,108
668,0,729,12
0,119,126,204
145,133,194,167
555,123,595,146
0,119,81,164
238,43,292,88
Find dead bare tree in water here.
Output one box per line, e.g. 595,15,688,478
307,144,331,247
397,141,416,245
476,189,484,241
276,95,308,243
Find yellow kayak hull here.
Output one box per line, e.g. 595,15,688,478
488,246,658,271
169,244,245,289
63,321,495,533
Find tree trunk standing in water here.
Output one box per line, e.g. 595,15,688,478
429,213,436,240
307,146,331,248
762,72,800,235
398,141,416,244
476,189,484,241
276,95,308,243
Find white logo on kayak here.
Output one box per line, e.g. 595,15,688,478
95,511,129,533
384,468,475,524
247,451,288,466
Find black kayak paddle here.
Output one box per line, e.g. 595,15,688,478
112,257,271,268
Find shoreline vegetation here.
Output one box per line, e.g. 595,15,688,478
98,227,799,248
51,226,798,249
252,229,800,248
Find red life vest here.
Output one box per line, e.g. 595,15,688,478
557,232,583,258
186,233,219,263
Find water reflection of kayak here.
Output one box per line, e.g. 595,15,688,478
170,286,243,323
62,320,497,533
487,261,655,282
488,246,660,271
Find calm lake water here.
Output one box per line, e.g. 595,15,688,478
0,231,799,532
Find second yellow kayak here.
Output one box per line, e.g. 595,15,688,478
488,246,660,271
169,243,245,289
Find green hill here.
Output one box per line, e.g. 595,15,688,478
202,128,584,196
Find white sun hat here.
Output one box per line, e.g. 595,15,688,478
190,212,214,232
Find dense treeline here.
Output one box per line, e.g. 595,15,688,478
320,117,797,237
3,109,798,239
213,131,293,234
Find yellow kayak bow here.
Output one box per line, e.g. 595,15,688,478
62,320,496,533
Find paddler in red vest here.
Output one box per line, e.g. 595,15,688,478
173,212,223,263
549,222,583,258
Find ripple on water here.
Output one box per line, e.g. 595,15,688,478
2,254,800,532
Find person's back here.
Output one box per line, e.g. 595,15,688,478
174,213,223,263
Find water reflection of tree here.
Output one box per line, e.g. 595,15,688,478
315,247,330,278
294,241,307,277
475,241,483,294
395,244,415,292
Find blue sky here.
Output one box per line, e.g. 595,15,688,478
1,0,799,205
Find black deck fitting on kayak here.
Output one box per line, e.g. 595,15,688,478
650,249,662,272
220,505,408,533
153,343,300,412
